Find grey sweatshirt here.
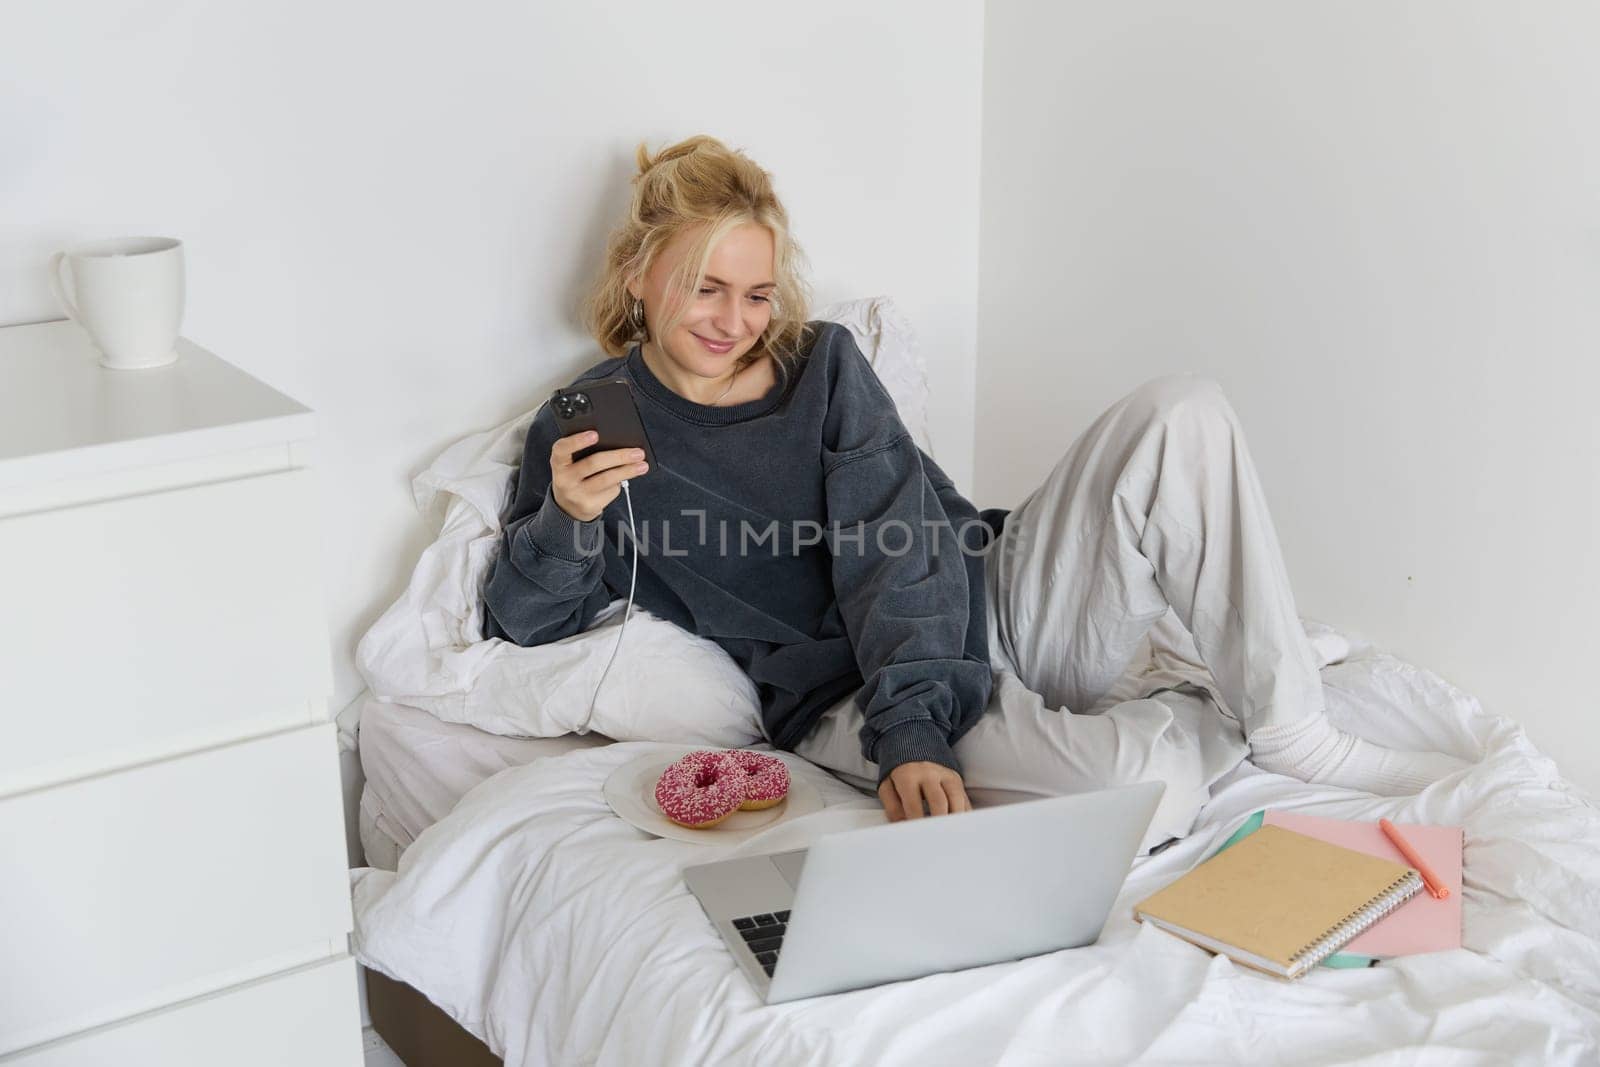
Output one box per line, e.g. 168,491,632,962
481,321,1007,784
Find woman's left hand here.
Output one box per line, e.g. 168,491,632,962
878,761,973,821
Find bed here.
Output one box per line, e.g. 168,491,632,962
348,299,1600,1063
356,696,613,871
350,619,1600,1065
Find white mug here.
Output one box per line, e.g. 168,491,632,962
49,236,186,370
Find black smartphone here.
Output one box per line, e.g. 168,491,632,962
549,379,656,467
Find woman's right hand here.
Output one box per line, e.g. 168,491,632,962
550,431,649,522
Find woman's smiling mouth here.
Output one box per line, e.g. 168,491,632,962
694,334,737,354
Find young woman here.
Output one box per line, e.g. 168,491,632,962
482,135,1467,844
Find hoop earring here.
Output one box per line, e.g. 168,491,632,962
629,298,645,332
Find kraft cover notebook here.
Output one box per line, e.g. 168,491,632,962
1263,811,1463,957
1134,824,1424,979
1206,811,1379,968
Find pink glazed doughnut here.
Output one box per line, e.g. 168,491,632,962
731,751,790,811
654,750,748,829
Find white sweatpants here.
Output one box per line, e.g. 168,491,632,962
794,374,1325,850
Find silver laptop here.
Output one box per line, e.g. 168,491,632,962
681,779,1164,1004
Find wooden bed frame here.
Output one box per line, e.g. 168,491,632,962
365,966,504,1067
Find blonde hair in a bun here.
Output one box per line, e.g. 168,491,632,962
582,135,814,378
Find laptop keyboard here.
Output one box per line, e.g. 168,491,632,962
731,910,791,977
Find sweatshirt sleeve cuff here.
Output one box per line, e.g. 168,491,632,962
871,719,961,786
519,485,603,564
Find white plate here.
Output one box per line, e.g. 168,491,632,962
603,745,825,845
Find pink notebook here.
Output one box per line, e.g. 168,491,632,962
1263,811,1463,957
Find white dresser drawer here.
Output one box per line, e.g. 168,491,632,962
0,466,332,795
0,724,353,1056
5,956,362,1067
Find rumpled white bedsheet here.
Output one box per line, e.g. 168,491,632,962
351,625,1600,1066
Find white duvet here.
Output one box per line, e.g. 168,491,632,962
351,624,1600,1066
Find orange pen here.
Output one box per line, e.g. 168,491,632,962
1379,818,1450,900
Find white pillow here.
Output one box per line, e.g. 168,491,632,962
444,602,766,746
814,296,934,455
353,296,931,747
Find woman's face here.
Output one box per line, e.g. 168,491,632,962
629,222,776,380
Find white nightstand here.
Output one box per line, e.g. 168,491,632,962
0,320,361,1064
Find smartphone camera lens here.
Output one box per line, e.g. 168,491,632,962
553,391,590,420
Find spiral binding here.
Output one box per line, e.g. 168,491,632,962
1289,870,1425,975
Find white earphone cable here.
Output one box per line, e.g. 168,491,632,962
577,477,637,734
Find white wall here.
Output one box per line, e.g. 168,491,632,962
977,2,1600,794
3,2,984,728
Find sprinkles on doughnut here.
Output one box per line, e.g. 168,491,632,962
730,751,790,811
654,750,748,828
